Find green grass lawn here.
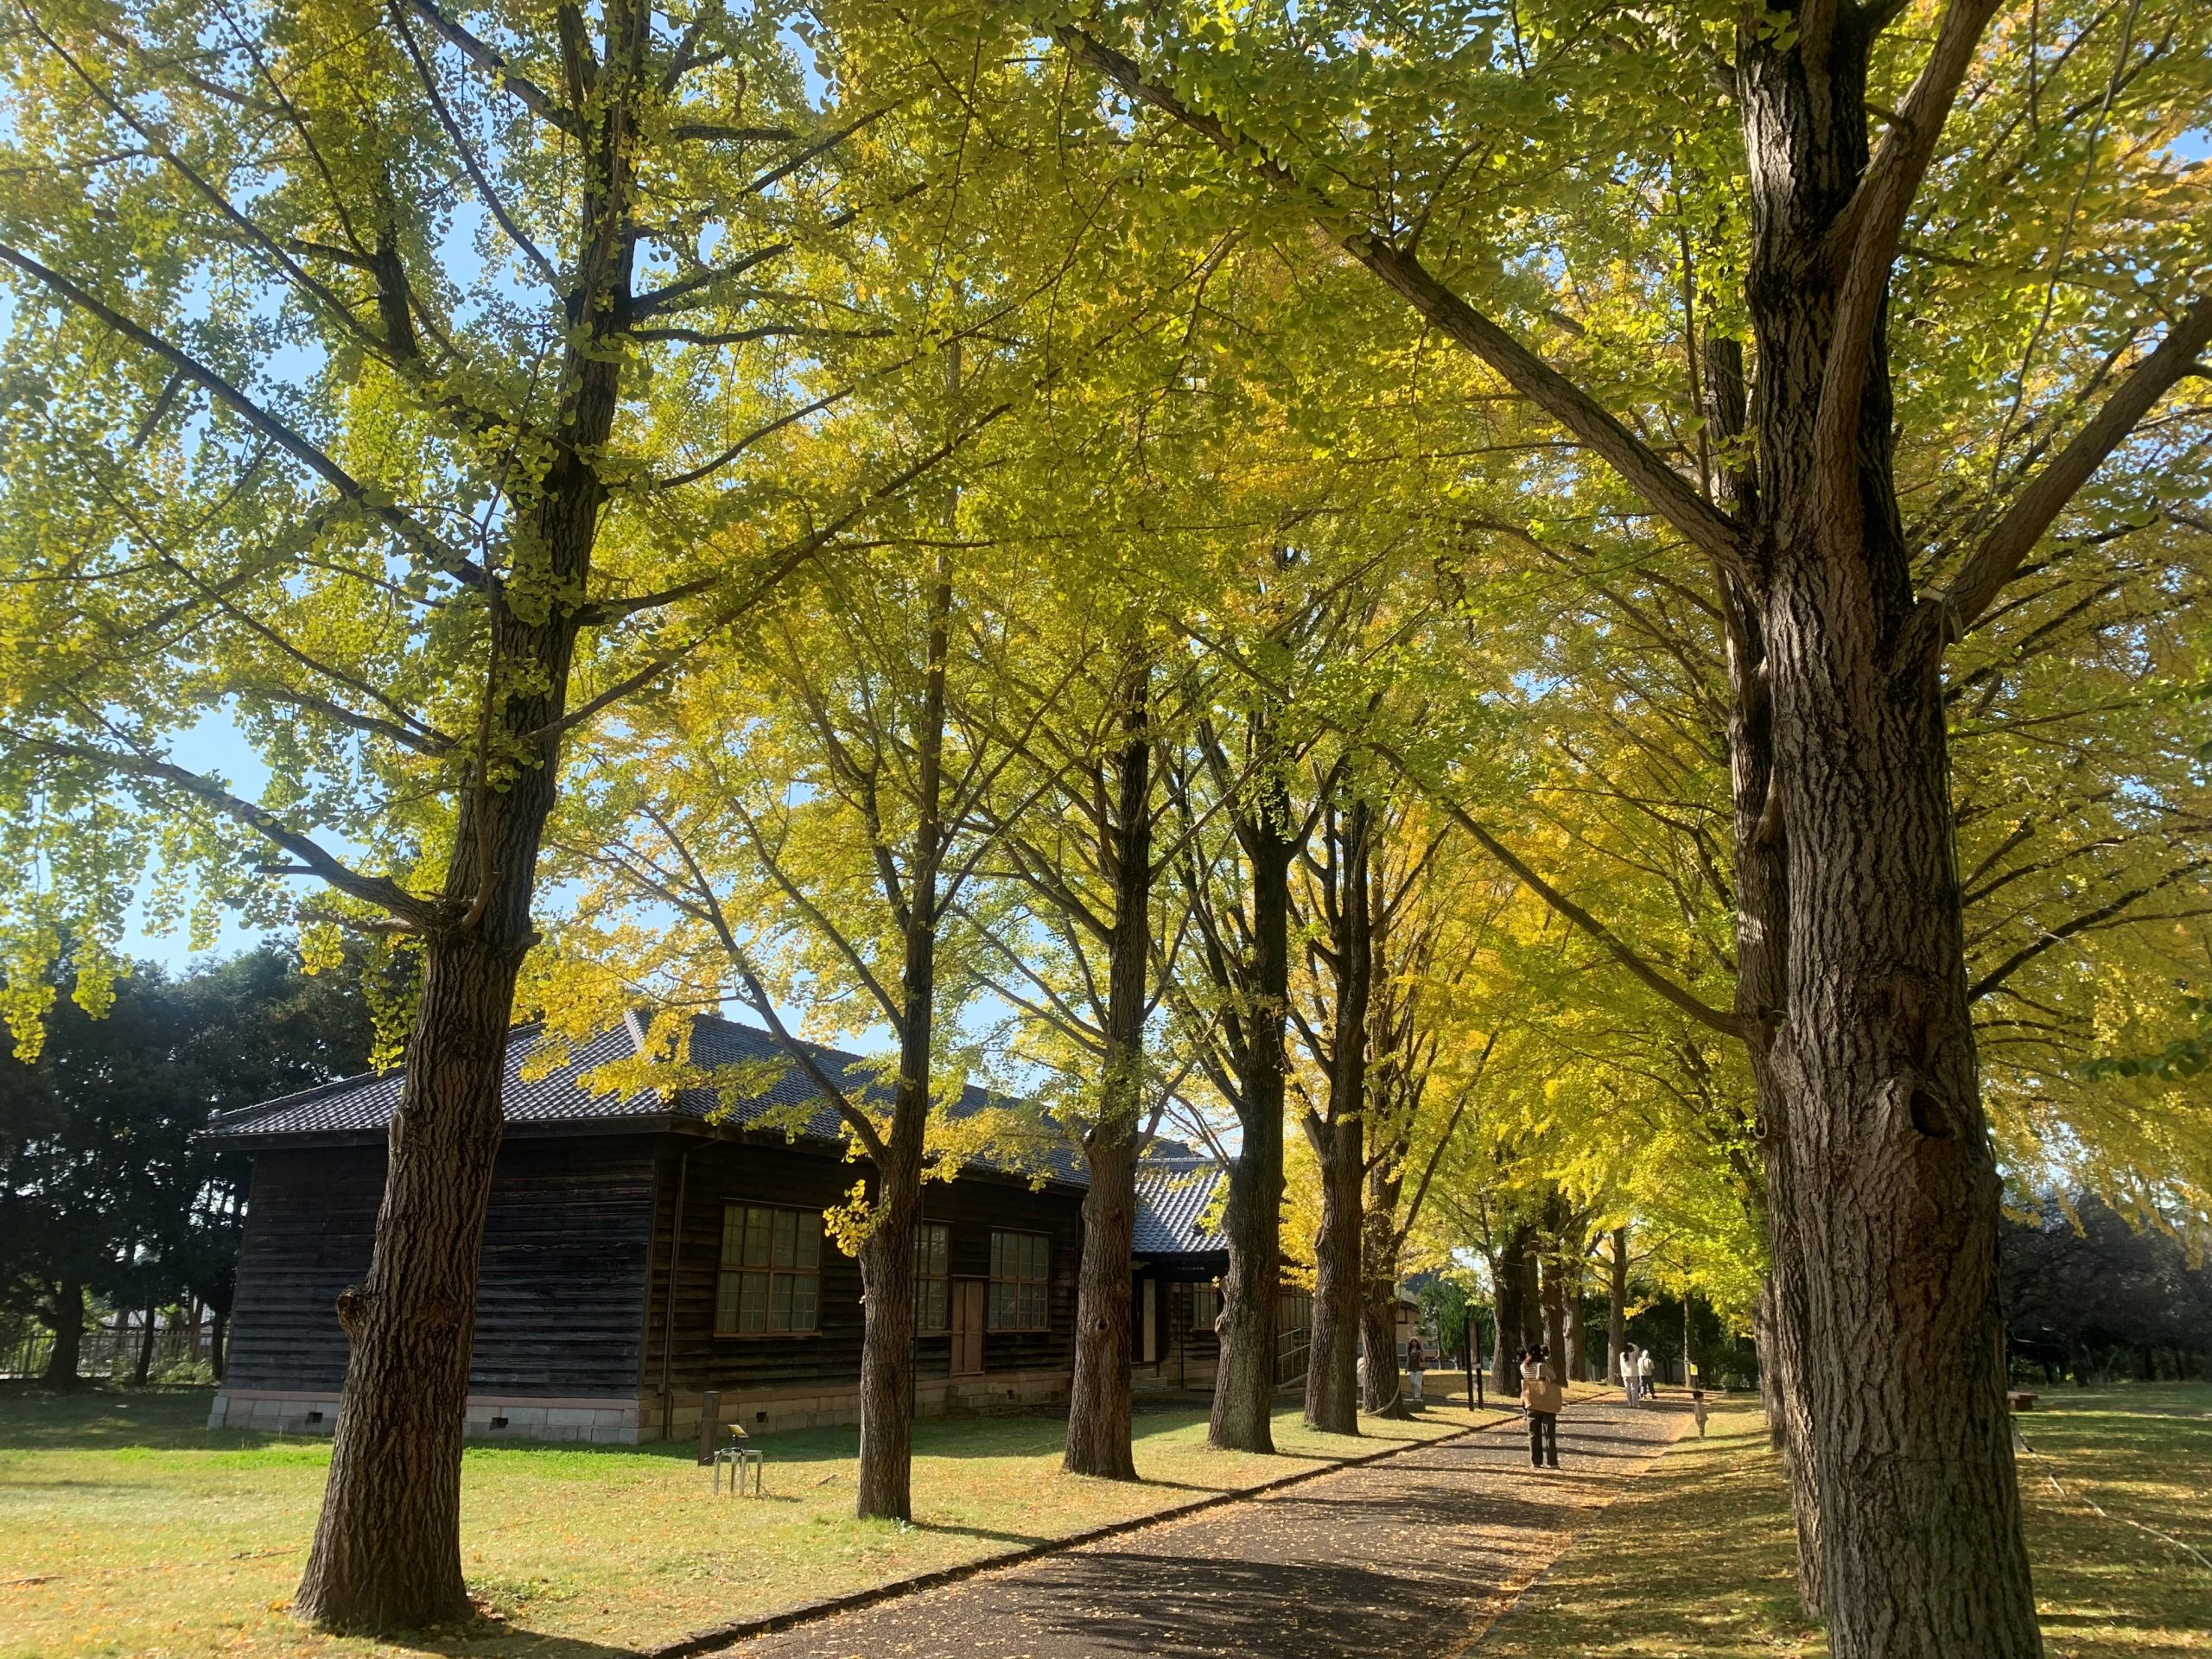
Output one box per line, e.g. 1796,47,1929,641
0,1383,1511,1658
1474,1384,2212,1659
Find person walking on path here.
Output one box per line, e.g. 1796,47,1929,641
1406,1335,1426,1403
1638,1347,1658,1400
1522,1345,1563,1468
1620,1344,1640,1405
1691,1385,1709,1438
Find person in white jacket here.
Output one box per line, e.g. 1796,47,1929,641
1619,1344,1640,1404
1638,1347,1659,1399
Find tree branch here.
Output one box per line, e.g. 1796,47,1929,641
401,0,575,132
1940,296,2212,632
1052,23,1752,581
10,733,439,925
1815,0,2002,505
0,240,473,581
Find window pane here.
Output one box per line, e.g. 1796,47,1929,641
1028,1235,1046,1281
791,1274,818,1332
739,1270,768,1332
798,1211,822,1270
715,1270,741,1332
771,1210,797,1269
742,1208,772,1268
769,1272,794,1332
721,1207,745,1267
989,1233,1003,1280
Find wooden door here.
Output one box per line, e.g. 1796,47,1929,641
951,1281,985,1376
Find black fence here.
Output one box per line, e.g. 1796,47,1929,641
0,1319,221,1382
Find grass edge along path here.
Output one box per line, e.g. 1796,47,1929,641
1465,1387,2212,1659
0,1383,1557,1659
652,1394,1535,1657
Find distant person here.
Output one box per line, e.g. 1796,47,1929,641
1639,1347,1658,1399
1691,1385,1709,1439
1620,1345,1640,1404
1406,1335,1426,1402
1522,1345,1563,1468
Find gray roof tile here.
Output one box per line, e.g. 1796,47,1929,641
203,1011,1091,1182
1132,1155,1227,1255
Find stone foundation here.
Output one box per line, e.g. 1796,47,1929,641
207,1389,642,1444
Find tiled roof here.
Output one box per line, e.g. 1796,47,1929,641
205,1011,1234,1233
203,1011,1081,1183
1132,1154,1228,1256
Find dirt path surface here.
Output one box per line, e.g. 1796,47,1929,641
732,1396,1689,1658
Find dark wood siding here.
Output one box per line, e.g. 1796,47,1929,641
226,1135,658,1397
640,1134,1085,1400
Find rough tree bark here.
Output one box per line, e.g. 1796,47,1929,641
1709,327,1826,1616
1210,754,1295,1453
1358,1178,1410,1419
1302,797,1371,1435
292,2,646,1629
1065,661,1154,1481
855,566,952,1522
1734,10,2038,1649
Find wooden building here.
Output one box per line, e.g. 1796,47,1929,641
203,1013,1254,1443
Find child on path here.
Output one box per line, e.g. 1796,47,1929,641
1691,1386,1709,1438
1638,1347,1658,1399
1406,1335,1425,1403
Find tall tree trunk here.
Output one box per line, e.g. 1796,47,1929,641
1607,1226,1628,1392
1539,1248,1567,1375
1537,1197,1568,1368
1711,329,1825,1617
1210,764,1293,1452
1738,17,2039,1654
1305,1123,1363,1433
1563,1262,1587,1382
1358,1168,1409,1419
41,1278,84,1389
1492,1223,1534,1395
1304,798,1370,1436
1065,661,1154,1481
1682,1294,1696,1389
855,563,951,1521
295,17,638,1611
133,1304,158,1385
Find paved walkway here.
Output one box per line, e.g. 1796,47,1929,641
734,1397,1688,1658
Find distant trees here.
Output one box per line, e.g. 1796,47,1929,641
0,943,373,1386
2003,1198,2212,1383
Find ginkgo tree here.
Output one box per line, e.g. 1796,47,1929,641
0,0,995,1625
981,0,2212,1647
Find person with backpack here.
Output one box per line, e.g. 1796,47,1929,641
1522,1344,1563,1468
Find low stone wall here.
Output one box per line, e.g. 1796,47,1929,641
207,1389,642,1444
